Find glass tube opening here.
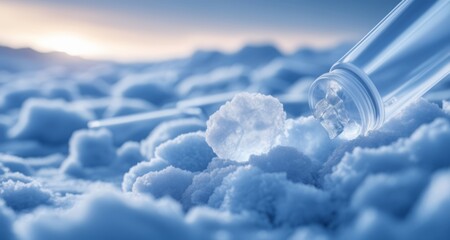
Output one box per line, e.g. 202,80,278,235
309,67,384,140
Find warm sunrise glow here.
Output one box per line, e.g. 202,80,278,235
35,33,101,57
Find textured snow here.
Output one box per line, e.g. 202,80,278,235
155,132,216,172
0,43,449,240
140,118,206,159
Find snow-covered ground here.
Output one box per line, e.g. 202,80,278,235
0,43,449,240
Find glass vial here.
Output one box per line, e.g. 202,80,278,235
309,0,450,139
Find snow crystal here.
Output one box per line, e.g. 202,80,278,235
206,92,286,162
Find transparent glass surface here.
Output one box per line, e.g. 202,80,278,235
310,0,450,139
339,0,450,119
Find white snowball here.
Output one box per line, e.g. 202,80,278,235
205,92,286,162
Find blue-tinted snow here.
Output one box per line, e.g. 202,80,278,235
0,43,449,240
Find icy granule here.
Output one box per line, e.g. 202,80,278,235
205,92,286,162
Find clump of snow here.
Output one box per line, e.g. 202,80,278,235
0,173,52,211
122,158,169,192
249,146,315,184
14,190,190,240
209,166,332,226
141,118,205,159
61,129,116,177
155,132,216,172
279,116,334,163
206,92,286,162
350,169,428,218
327,118,450,198
8,99,93,144
183,158,240,208
132,166,194,201
321,99,449,175
112,75,176,106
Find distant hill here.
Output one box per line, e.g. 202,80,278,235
0,45,97,73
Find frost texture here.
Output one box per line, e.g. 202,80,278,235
132,166,194,201
0,173,52,211
206,92,286,162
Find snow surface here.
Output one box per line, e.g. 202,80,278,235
0,43,449,240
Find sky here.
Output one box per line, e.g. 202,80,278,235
0,0,400,62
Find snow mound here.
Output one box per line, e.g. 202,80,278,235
113,75,176,106
9,99,93,144
122,158,169,192
61,129,116,177
132,166,194,201
0,173,52,211
155,132,216,172
141,118,206,159
15,190,189,240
